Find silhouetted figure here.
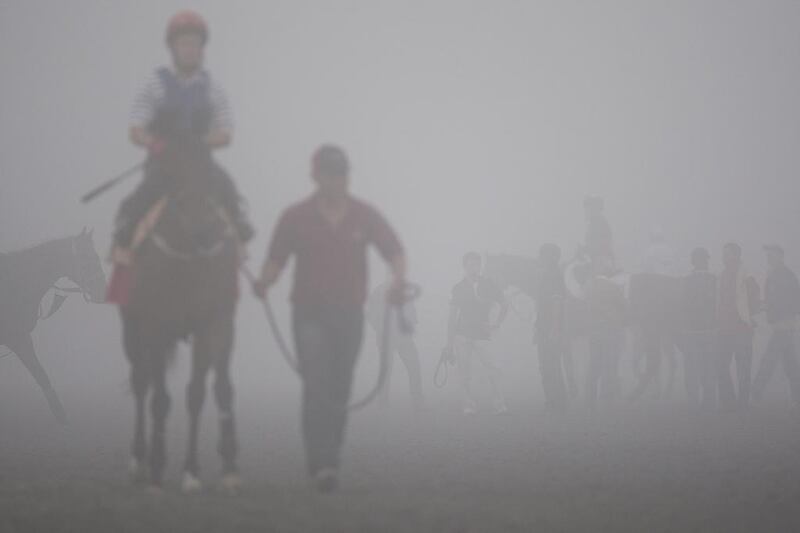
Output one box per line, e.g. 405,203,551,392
583,255,626,410
751,245,800,405
717,242,760,411
113,11,252,252
583,195,614,266
254,145,406,493
444,252,509,416
0,230,106,423
681,247,718,409
367,279,424,410
535,243,569,413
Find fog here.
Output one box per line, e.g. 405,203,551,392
2,1,800,531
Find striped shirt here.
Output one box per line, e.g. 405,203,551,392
129,67,234,134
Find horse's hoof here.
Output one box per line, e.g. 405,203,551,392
181,471,203,494
128,457,149,485
218,472,243,495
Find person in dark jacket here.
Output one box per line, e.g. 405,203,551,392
717,242,760,411
681,247,718,409
751,245,800,405
535,243,569,413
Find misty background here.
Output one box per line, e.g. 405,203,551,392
2,0,800,464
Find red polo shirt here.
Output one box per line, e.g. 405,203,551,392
268,194,403,309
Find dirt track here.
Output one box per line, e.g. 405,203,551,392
2,396,799,533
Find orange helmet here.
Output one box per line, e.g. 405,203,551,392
166,11,209,46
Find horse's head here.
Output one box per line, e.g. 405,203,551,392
154,153,236,259
69,228,107,303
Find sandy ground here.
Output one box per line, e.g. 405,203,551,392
2,391,800,533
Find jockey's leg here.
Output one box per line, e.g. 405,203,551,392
6,333,66,423
114,162,166,248
209,163,254,243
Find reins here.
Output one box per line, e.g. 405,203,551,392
240,266,421,412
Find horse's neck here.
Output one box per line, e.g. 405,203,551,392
8,238,73,302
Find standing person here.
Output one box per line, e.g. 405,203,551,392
443,252,509,416
253,145,406,492
681,247,718,409
751,245,800,405
583,255,627,411
583,195,614,266
535,243,569,413
717,242,760,411
113,10,252,255
366,277,425,410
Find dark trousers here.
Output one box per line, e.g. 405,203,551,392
682,330,717,408
115,156,244,244
586,331,622,409
752,328,800,404
537,336,568,412
292,305,364,476
717,329,753,409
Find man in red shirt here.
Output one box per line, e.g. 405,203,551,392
254,145,406,492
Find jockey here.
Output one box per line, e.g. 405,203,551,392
113,11,253,250
583,195,615,266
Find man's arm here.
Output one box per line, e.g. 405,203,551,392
254,211,293,299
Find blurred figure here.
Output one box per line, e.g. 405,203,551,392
583,195,614,266
254,145,406,492
583,255,626,411
366,277,425,410
717,242,760,411
681,247,718,409
444,252,509,415
751,245,800,405
641,227,677,276
535,243,569,413
113,11,252,253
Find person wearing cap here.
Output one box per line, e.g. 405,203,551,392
113,10,253,251
444,252,510,416
716,242,760,410
253,145,406,492
751,245,800,405
681,247,718,409
534,243,569,413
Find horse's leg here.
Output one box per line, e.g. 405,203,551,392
6,333,66,423
122,311,150,482
182,333,213,492
148,340,172,488
202,316,239,486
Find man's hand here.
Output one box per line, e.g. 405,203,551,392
386,277,408,306
252,277,270,301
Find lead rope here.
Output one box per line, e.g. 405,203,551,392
240,266,420,412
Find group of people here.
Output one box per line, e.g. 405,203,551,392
109,11,799,492
429,194,800,418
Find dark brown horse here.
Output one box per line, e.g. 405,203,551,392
0,230,107,422
119,155,241,492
